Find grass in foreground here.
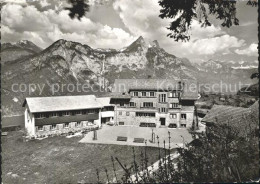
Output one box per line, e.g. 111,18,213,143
2,130,161,184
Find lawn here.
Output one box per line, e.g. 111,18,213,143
2,131,163,184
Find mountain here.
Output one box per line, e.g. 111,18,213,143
2,37,257,116
1,40,42,64
195,59,258,72
2,37,197,116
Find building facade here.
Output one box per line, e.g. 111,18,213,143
111,79,198,128
96,97,115,125
23,95,103,137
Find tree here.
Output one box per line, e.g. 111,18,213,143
65,0,257,41
250,72,259,79
65,0,90,20
158,0,258,41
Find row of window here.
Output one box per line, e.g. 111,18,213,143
133,91,155,97
125,102,179,108
118,122,187,127
170,113,187,119
136,112,156,117
118,111,187,119
34,109,99,119
132,91,180,98
37,122,82,131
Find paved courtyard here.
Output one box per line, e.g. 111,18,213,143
80,125,193,149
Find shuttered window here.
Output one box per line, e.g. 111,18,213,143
143,102,153,108
181,114,187,119
159,94,166,102
170,113,177,119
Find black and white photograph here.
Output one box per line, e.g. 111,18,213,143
1,0,259,183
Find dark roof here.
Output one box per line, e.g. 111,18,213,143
202,104,259,136
202,105,251,124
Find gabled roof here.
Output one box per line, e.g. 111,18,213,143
23,95,103,113
96,97,113,106
112,79,198,100
202,105,251,125
112,79,181,92
201,103,259,136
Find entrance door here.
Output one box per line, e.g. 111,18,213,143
101,117,107,124
160,118,166,126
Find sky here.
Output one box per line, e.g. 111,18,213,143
1,0,258,64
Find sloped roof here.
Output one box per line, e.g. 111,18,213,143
250,100,259,120
202,105,251,125
113,79,180,92
112,79,198,100
23,95,103,113
96,97,113,106
202,103,259,136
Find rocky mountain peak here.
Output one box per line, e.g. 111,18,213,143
124,36,149,52
152,40,160,48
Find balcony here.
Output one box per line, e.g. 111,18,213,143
140,106,156,109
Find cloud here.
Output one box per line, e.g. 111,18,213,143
235,43,258,56
1,3,135,49
2,0,256,63
112,0,245,57
180,35,245,55
2,4,52,32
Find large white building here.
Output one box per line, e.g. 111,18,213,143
23,95,105,137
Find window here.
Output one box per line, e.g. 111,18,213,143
63,111,70,116
119,122,124,125
126,112,130,116
120,102,124,107
77,122,81,127
150,92,155,97
37,125,43,131
75,110,81,115
133,92,138,96
35,113,45,119
136,112,155,117
119,111,122,115
170,103,179,108
64,122,69,128
170,113,177,119
142,92,146,97
159,94,166,102
88,109,98,114
51,125,56,130
181,124,186,128
181,114,187,119
143,102,153,108
160,107,167,113
50,112,59,117
130,102,136,107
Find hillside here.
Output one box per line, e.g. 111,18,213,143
1,40,42,64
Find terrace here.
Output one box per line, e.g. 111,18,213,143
80,125,193,149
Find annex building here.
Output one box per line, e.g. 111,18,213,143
24,79,199,138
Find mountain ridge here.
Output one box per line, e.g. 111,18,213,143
2,37,257,116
